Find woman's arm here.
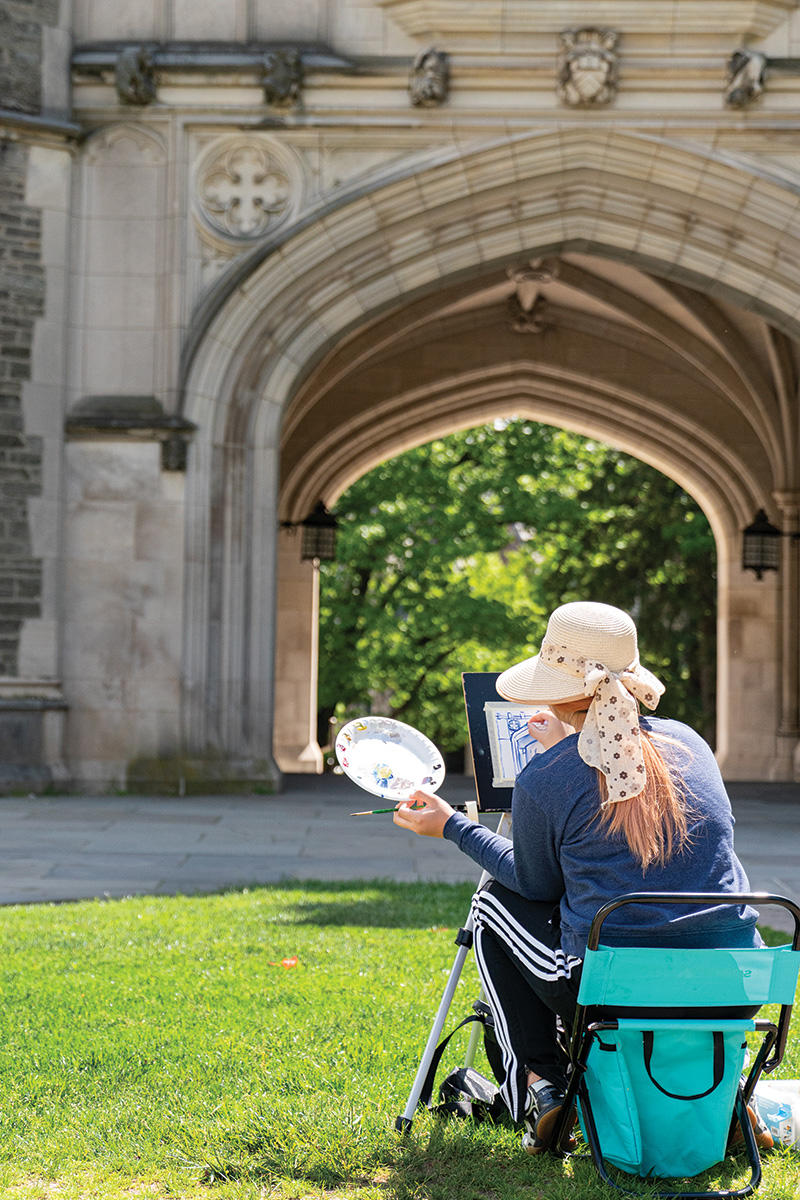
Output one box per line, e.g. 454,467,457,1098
393,790,520,891
442,811,518,890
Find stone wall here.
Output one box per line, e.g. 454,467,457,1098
0,0,60,114
12,0,799,788
0,140,44,677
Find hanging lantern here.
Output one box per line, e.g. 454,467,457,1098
742,509,781,580
299,501,338,562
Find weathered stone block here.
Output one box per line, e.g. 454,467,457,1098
66,440,161,502
0,1,57,114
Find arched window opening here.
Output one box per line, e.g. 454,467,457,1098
317,418,716,769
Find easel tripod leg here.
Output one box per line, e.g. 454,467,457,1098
395,939,472,1132
395,814,511,1132
395,826,509,1133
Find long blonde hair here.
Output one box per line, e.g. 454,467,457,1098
550,699,692,871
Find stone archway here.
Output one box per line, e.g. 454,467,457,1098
180,128,800,785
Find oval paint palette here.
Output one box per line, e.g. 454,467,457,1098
335,716,446,800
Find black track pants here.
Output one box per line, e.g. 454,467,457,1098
471,880,582,1119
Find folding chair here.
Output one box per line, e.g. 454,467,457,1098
549,892,800,1199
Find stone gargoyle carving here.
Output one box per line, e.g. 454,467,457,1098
263,49,303,106
725,50,767,108
115,45,157,106
507,259,559,333
409,47,450,107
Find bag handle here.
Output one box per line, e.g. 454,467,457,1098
642,1030,725,1101
419,1014,485,1108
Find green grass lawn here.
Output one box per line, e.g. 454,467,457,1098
0,882,799,1200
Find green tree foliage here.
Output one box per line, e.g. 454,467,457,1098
318,420,717,755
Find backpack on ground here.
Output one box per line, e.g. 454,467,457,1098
419,1002,510,1124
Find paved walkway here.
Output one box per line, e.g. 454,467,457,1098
1,775,799,931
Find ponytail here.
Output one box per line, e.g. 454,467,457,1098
550,700,692,871
595,731,691,870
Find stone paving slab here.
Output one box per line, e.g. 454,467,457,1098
0,776,797,933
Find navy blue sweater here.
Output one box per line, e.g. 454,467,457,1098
443,716,760,958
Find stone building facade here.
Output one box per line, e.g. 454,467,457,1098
2,0,800,791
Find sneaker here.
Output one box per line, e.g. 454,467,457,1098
521,1079,576,1155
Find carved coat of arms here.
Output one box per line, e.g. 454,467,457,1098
558,28,619,107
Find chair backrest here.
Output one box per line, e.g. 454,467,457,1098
577,891,800,1062
578,942,800,1009
585,892,800,956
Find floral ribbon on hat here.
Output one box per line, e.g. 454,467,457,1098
539,642,665,804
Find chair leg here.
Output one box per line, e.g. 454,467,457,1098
728,1087,762,1198
740,1026,776,1108
547,1068,583,1156
546,1030,599,1157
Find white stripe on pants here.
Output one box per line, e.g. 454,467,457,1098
471,882,581,1119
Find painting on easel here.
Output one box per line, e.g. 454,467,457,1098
462,672,547,811
483,700,546,787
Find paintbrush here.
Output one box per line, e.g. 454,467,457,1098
350,799,427,816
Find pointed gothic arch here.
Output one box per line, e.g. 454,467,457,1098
179,128,800,783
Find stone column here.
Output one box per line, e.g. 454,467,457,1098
715,528,783,780
273,528,323,773
774,491,800,778
62,432,187,790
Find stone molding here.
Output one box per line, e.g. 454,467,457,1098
0,696,67,710
70,36,800,120
193,135,303,242
375,0,798,42
0,679,65,700
72,41,352,82
0,107,82,146
65,396,197,472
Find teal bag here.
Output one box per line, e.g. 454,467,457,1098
578,1018,751,1177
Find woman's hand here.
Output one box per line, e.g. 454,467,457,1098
527,709,572,750
393,789,455,839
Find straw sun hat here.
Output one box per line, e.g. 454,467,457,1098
497,602,665,803
496,601,645,705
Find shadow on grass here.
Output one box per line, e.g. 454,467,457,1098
237,879,792,944
259,879,478,929
180,1106,765,1200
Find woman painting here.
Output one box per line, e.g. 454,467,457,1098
392,601,761,1153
